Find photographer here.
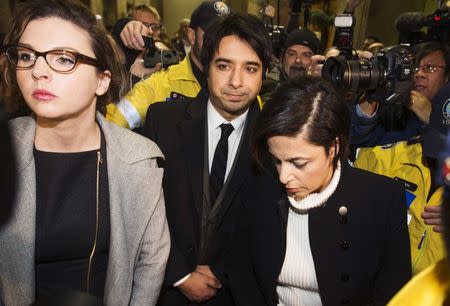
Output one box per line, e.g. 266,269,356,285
353,41,449,275
280,29,324,80
262,29,325,101
351,41,449,148
111,5,170,84
106,1,231,130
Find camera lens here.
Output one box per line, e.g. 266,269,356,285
323,56,384,92
347,59,383,91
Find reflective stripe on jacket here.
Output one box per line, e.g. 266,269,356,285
106,55,201,129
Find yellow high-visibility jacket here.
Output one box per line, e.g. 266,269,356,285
106,55,201,129
388,259,450,306
354,140,445,275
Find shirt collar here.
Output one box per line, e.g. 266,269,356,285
207,99,249,137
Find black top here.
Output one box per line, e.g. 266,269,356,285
34,131,110,300
0,106,15,226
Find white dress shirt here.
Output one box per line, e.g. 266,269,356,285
207,99,248,180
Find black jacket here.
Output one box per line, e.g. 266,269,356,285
143,92,260,306
0,106,15,226
227,163,412,306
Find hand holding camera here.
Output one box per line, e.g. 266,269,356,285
142,36,180,69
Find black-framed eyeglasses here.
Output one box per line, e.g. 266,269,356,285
4,45,101,73
413,63,446,74
143,23,162,32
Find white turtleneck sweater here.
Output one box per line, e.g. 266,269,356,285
277,162,342,306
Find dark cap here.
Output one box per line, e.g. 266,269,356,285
284,29,321,54
190,1,230,31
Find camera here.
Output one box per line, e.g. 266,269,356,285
323,45,415,104
333,14,354,56
426,7,449,43
323,14,415,105
142,36,179,69
396,7,449,45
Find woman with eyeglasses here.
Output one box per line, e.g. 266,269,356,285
0,0,170,305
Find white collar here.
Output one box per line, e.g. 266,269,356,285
288,161,342,213
207,99,248,136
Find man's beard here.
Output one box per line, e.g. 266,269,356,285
287,65,307,79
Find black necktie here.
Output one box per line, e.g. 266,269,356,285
210,123,234,205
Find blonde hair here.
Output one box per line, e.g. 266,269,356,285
129,4,160,22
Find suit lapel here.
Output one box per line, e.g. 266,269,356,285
179,98,207,217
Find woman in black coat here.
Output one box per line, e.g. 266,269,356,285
227,78,411,306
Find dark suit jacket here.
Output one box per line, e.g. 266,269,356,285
227,163,412,306
143,92,260,306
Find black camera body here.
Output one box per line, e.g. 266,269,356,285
323,45,415,104
142,36,179,69
396,7,449,45
424,8,449,44
323,14,415,105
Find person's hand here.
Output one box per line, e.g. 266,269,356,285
410,90,431,124
422,205,443,233
325,47,340,59
357,92,378,116
120,20,152,50
195,265,221,284
307,54,326,77
178,271,221,302
324,49,372,60
356,50,373,60
130,54,162,79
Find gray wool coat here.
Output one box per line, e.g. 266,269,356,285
0,114,170,306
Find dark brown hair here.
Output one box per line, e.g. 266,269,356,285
2,0,128,115
201,13,272,75
252,77,350,172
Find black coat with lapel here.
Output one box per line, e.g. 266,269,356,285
143,92,260,305
227,163,412,306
